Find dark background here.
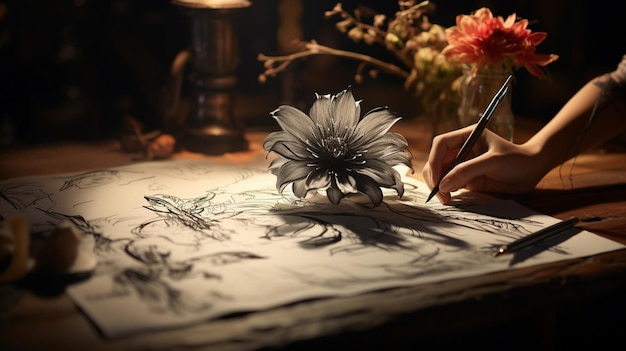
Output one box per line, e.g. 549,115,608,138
0,0,623,146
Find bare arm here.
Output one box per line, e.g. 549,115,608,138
422,55,626,204
526,71,626,176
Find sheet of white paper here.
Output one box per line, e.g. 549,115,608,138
1,159,623,337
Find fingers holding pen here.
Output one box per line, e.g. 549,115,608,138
438,154,489,193
423,127,473,178
430,154,488,204
422,125,491,204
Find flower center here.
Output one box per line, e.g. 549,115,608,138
321,136,348,159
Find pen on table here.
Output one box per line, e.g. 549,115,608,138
425,74,514,203
494,216,579,257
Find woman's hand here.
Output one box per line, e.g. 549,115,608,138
422,125,546,204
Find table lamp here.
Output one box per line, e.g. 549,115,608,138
169,0,251,155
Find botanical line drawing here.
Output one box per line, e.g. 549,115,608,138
0,159,622,338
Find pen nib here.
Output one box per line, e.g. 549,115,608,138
425,186,438,204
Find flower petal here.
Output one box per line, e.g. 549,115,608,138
305,168,332,190
331,88,360,137
366,133,410,154
391,168,405,197
308,93,333,127
271,105,315,144
275,159,311,192
326,185,346,205
334,171,358,194
353,173,384,207
366,134,413,169
292,178,311,198
352,107,400,147
263,131,292,153
265,140,311,160
268,156,288,171
354,159,398,187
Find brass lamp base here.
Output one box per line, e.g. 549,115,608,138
183,125,248,155
171,0,251,155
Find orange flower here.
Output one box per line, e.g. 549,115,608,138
442,7,558,78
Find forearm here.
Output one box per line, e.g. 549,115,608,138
524,73,626,174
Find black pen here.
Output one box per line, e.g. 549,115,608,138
425,74,514,203
494,216,579,257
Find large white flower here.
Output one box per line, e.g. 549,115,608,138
263,88,413,206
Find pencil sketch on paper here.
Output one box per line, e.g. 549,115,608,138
0,159,623,338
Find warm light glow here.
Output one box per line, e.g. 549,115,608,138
172,0,251,9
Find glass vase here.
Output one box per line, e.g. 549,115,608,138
457,67,515,141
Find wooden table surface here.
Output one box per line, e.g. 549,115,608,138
1,118,626,350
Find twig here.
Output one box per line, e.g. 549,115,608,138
258,40,410,83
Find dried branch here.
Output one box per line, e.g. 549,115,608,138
258,40,410,85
